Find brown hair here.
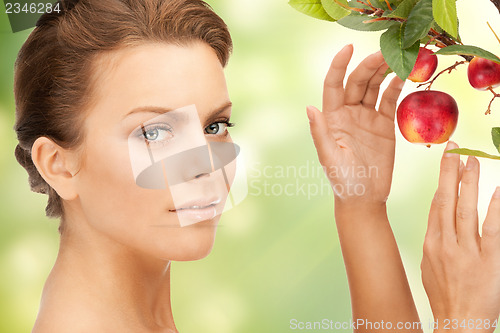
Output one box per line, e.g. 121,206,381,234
13,0,232,222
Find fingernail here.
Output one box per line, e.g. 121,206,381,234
444,141,457,158
465,156,476,170
306,106,315,122
494,187,500,198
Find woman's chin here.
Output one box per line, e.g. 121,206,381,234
178,244,215,261
162,240,216,261
154,216,220,261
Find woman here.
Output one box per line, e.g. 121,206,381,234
13,0,500,332
14,0,233,331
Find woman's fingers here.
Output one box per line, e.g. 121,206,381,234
456,156,480,250
344,51,386,106
323,44,353,113
426,192,441,239
481,187,500,256
427,160,464,239
361,63,390,109
432,141,461,242
307,105,337,167
378,76,405,121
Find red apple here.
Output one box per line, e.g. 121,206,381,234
397,90,458,146
408,48,438,83
467,57,500,90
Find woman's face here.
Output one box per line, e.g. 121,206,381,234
72,42,233,261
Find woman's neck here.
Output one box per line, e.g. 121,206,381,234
41,213,176,332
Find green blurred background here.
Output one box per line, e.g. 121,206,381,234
1,0,500,332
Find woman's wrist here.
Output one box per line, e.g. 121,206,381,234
334,196,388,221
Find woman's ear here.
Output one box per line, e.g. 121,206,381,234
31,137,79,201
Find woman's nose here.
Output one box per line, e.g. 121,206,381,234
165,145,214,184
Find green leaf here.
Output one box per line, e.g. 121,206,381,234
347,0,386,9
321,0,350,20
492,127,500,154
431,21,444,33
446,148,500,160
403,0,433,49
419,36,432,45
372,0,389,9
289,0,335,21
380,24,420,80
428,21,461,43
346,0,366,9
434,45,500,63
387,0,418,19
337,12,398,31
432,0,458,38
454,19,462,43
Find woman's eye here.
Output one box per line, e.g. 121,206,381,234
140,125,173,143
145,129,159,140
205,122,233,135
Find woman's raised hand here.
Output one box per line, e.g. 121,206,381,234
308,44,404,206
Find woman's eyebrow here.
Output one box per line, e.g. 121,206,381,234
209,101,232,118
124,102,232,119
124,106,175,119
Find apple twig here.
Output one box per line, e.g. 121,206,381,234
486,87,500,115
329,0,500,115
428,28,455,47
424,36,447,48
363,16,405,23
336,0,388,17
417,61,467,90
357,0,377,11
334,0,366,13
340,0,486,65
384,0,393,11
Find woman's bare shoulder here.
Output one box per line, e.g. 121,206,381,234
31,303,106,333
31,268,115,332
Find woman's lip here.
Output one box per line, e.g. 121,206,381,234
170,197,221,211
173,204,218,223
169,198,221,224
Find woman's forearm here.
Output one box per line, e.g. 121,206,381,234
335,200,422,333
